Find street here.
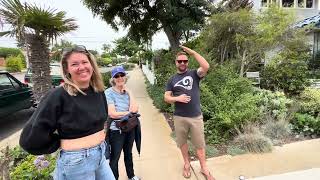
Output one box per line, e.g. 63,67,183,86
0,108,34,142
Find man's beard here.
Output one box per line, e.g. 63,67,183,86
178,65,187,72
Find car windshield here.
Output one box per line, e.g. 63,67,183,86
50,65,61,76
27,64,61,76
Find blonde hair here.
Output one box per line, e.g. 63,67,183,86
60,51,105,96
175,51,188,60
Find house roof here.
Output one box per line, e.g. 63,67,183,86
294,14,320,28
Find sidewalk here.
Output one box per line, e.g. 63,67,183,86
191,139,320,180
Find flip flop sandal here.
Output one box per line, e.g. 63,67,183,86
183,165,191,179
200,171,215,180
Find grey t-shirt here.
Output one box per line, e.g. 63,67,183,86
166,69,202,117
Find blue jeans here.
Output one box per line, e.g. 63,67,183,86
53,141,115,180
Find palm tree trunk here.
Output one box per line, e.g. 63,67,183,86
26,34,52,103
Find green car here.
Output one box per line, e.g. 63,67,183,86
24,63,64,87
0,71,35,118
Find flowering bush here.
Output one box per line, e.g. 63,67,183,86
297,88,320,118
10,154,56,180
254,89,293,122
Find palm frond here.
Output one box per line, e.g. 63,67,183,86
0,0,78,42
0,0,27,39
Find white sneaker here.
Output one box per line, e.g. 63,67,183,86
129,176,140,180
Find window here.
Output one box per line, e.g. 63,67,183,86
262,0,268,7
261,0,279,7
8,76,20,89
282,0,294,7
0,74,14,91
50,65,61,76
306,0,313,8
298,0,313,8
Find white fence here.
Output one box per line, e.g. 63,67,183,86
142,62,156,85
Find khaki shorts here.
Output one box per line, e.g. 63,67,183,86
173,115,206,149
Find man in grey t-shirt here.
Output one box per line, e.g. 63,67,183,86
164,46,215,180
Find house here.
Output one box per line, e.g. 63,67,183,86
254,0,320,21
253,0,320,58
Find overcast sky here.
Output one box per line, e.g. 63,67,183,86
0,0,169,52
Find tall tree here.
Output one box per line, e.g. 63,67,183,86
102,43,111,53
0,0,77,102
201,6,295,76
82,0,211,50
112,37,142,57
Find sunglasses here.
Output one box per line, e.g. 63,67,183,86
176,60,189,64
62,45,88,54
114,73,126,78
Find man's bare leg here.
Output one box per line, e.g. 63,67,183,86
180,143,191,178
197,148,215,180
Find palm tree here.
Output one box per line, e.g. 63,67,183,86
0,0,78,102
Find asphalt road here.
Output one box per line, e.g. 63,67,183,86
0,108,34,142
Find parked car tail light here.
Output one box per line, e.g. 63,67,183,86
60,79,64,84
24,78,29,84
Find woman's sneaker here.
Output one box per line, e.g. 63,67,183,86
129,176,140,180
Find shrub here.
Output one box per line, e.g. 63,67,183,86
128,56,139,64
255,89,293,122
6,55,23,72
201,65,260,143
234,133,273,153
0,47,23,58
10,154,56,180
123,63,135,71
102,72,112,88
260,51,310,96
9,146,29,167
97,57,112,67
262,119,291,143
297,88,320,118
153,51,176,87
291,113,320,136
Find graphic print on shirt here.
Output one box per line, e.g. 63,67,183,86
174,76,193,90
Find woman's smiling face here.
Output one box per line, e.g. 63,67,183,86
67,52,93,86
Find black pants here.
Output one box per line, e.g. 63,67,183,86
109,130,135,180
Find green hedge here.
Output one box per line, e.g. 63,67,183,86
297,88,320,118
6,56,23,72
201,65,260,143
0,47,23,58
102,72,112,88
292,113,320,136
